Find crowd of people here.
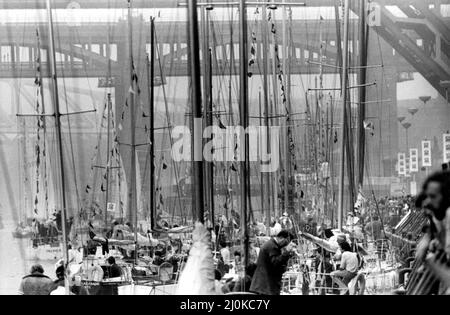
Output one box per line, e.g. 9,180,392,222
17,170,450,295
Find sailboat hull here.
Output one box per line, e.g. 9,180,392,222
29,243,63,261
12,231,33,239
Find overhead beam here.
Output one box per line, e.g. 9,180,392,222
0,20,359,43
0,0,446,10
414,2,450,45
373,6,450,99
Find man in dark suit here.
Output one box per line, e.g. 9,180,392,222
250,230,295,295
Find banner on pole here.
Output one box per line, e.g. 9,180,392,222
422,140,432,167
398,153,406,176
444,134,450,163
405,157,411,178
410,149,419,172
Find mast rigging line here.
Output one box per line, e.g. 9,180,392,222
17,110,97,118
307,82,376,92
178,1,306,7
307,61,384,70
349,99,391,105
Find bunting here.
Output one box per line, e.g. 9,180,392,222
218,118,227,129
248,8,260,77
267,9,297,170
33,48,45,217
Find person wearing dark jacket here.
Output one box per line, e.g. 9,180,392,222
49,265,75,295
106,256,122,279
250,230,295,295
19,264,54,295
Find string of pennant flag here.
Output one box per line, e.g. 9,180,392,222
33,53,49,217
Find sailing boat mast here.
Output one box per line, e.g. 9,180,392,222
45,0,70,294
36,29,49,218
239,0,250,273
187,0,205,223
318,14,326,218
269,2,280,219
104,93,112,228
201,5,214,226
258,89,264,219
357,0,368,188
282,0,291,216
103,10,115,228
126,0,138,262
208,47,215,226
337,0,350,231
147,17,156,230
261,3,272,232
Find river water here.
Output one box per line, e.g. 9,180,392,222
0,212,56,295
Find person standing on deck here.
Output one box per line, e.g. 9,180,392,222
331,241,359,286
250,230,296,295
270,218,282,236
50,265,74,295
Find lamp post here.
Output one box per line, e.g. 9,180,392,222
401,122,412,194
406,108,419,193
402,122,412,152
408,108,419,117
419,96,431,106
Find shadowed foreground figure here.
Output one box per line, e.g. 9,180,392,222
19,264,53,295
176,222,216,295
250,230,295,295
414,172,450,294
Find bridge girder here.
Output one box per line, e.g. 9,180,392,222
356,2,450,99
0,0,447,10
0,19,413,79
0,1,446,99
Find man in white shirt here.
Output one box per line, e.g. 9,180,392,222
270,219,282,237
331,241,359,286
220,242,231,265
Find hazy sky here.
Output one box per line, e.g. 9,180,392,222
397,73,439,101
